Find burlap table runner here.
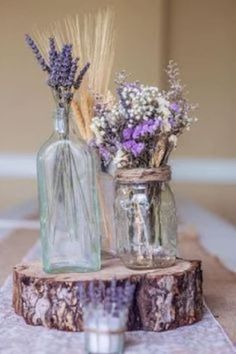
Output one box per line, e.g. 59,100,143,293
179,229,236,344
0,229,38,285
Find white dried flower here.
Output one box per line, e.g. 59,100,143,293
90,124,104,144
169,134,178,147
113,149,129,168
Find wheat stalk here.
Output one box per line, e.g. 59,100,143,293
33,8,115,141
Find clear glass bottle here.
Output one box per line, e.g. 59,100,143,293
37,106,101,273
115,170,177,269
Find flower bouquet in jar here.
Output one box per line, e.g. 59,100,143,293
91,63,197,269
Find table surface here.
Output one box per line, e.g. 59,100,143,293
0,199,236,352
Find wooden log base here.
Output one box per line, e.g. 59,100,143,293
13,257,203,332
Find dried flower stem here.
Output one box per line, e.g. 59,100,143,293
33,8,116,141
71,100,86,138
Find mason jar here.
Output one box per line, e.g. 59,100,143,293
114,167,177,269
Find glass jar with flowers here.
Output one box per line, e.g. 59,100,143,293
91,64,197,269
25,35,101,273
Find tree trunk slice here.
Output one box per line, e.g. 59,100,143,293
13,258,203,332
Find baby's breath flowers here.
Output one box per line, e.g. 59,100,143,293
165,60,198,133
25,35,90,110
91,63,197,169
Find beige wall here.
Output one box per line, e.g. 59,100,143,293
0,0,168,211
168,0,236,224
0,179,36,211
0,0,167,153
2,0,235,155
0,0,236,223
169,0,236,158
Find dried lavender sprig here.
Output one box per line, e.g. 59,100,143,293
61,44,73,87
96,280,105,303
48,37,58,68
67,58,79,88
110,278,117,303
48,44,72,88
116,286,125,312
74,62,90,89
123,280,135,306
25,35,90,108
25,34,50,73
88,281,96,305
48,54,61,88
104,287,112,313
78,282,87,307
78,279,135,315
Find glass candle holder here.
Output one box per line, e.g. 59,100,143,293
84,309,126,354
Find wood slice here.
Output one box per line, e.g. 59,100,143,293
13,258,203,332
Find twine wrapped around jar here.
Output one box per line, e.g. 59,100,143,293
114,165,177,270
115,165,171,184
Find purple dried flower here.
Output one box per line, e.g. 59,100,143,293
61,44,73,87
140,122,150,135
99,145,110,161
88,282,96,305
168,116,177,128
132,142,145,157
117,87,130,110
123,127,133,140
132,124,143,139
98,280,105,301
146,119,161,134
122,140,133,151
79,279,135,315
25,35,90,107
152,118,161,130
48,53,61,88
78,283,86,306
170,102,180,113
123,281,135,306
131,119,160,140
123,140,145,157
116,286,124,311
48,43,73,88
92,65,197,169
25,34,50,73
67,58,79,88
48,37,58,68
110,278,117,303
74,62,90,89
104,286,112,313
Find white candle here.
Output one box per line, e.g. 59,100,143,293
85,314,125,354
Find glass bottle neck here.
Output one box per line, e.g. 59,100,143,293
54,107,70,137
